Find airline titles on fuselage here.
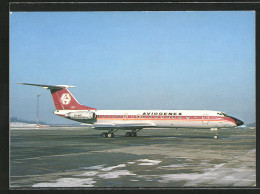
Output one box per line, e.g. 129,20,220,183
142,112,182,116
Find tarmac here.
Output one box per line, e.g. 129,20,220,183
10,127,256,188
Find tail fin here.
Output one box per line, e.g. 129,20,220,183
17,83,96,110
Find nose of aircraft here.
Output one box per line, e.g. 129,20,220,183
230,116,244,126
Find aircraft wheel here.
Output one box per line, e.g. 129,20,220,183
131,132,137,137
101,132,108,138
107,132,114,138
125,132,131,137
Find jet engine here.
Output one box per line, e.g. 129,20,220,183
66,111,96,120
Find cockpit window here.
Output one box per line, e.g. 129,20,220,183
217,112,224,116
221,112,229,117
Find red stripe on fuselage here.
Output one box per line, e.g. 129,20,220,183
95,115,236,125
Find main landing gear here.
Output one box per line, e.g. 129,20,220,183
101,130,117,138
101,129,140,138
125,129,141,137
101,132,114,138
125,132,137,137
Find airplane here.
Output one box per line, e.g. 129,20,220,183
17,83,244,139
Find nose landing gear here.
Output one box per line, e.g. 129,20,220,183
210,128,219,139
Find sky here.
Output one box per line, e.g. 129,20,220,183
10,11,255,124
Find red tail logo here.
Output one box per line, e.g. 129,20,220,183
60,93,71,105
51,88,96,110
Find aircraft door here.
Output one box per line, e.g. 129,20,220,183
202,114,209,124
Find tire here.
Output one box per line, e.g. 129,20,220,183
107,132,114,138
131,132,137,137
101,132,108,138
111,132,114,138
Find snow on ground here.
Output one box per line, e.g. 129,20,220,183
100,164,126,171
83,165,105,170
98,170,137,179
137,159,161,166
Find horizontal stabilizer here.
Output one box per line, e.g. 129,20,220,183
18,83,96,110
17,83,76,90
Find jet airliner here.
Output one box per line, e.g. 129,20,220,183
18,83,244,138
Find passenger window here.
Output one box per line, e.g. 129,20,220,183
179,113,182,115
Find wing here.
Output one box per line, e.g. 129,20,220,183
92,123,156,130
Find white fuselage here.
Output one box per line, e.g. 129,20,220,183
54,109,237,129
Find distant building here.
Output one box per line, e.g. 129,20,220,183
10,122,49,128
10,122,37,128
